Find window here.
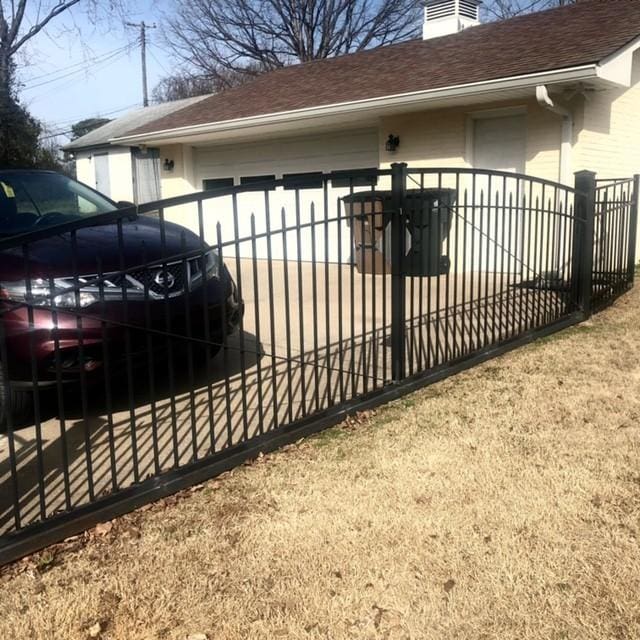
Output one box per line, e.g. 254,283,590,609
239,175,276,191
203,177,234,191
330,169,378,189
283,172,323,190
0,171,116,236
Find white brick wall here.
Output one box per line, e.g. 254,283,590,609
379,99,562,183
574,51,640,179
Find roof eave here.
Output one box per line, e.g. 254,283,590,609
112,64,603,146
61,141,128,153
596,33,640,86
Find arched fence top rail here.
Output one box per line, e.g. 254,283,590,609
406,166,579,196
0,166,584,252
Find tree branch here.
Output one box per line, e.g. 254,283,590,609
9,0,82,54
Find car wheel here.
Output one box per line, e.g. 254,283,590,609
0,366,34,432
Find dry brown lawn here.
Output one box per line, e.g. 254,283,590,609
1,285,640,640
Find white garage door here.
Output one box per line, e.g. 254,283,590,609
167,129,380,262
194,129,379,186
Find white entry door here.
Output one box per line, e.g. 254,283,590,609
473,114,526,173
470,114,528,274
94,153,111,196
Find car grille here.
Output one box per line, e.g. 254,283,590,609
129,262,190,296
65,256,207,300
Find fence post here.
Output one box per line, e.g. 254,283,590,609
628,174,639,283
390,162,407,382
572,170,597,318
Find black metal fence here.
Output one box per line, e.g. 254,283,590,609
0,165,637,564
592,176,639,310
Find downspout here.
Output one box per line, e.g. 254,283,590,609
536,85,573,186
536,84,573,278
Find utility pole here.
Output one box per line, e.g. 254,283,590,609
126,21,157,107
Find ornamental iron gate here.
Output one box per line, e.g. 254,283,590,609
0,165,637,564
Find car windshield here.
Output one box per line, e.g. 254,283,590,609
0,172,117,237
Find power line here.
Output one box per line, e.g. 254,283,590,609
40,101,142,141
148,45,171,77
23,44,135,91
21,44,134,86
46,101,141,129
40,128,74,141
26,47,135,104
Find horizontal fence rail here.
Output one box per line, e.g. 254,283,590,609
0,165,636,564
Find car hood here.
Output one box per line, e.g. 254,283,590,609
0,215,207,280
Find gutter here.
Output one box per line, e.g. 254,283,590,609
112,64,599,145
535,84,572,186
536,84,574,277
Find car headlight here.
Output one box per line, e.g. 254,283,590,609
0,279,97,308
52,289,98,308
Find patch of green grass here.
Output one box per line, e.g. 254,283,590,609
312,426,349,447
527,319,605,351
570,323,601,335
522,330,566,350
398,396,418,409
35,552,56,573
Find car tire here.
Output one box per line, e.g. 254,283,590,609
0,366,34,432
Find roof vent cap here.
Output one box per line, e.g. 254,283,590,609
423,0,481,40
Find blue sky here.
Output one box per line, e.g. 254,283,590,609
16,0,172,141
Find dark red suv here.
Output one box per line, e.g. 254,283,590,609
0,170,242,427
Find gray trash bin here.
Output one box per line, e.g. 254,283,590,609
403,189,456,277
342,192,391,274
342,188,456,276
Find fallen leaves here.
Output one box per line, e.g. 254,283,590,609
343,410,377,431
93,522,113,537
348,605,407,639
444,578,456,593
83,616,111,639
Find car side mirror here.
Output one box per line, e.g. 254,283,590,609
116,200,135,209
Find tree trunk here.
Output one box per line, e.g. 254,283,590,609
0,47,11,101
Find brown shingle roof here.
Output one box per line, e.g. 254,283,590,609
130,0,640,137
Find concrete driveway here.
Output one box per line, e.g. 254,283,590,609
0,258,561,536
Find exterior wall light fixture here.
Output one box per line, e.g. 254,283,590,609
163,158,175,172
385,134,400,153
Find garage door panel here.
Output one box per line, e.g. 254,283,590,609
195,129,379,185
180,129,380,262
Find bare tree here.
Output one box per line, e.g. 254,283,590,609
0,0,127,168
164,0,422,85
484,0,576,20
152,67,255,103
1,1,80,99
0,0,126,100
